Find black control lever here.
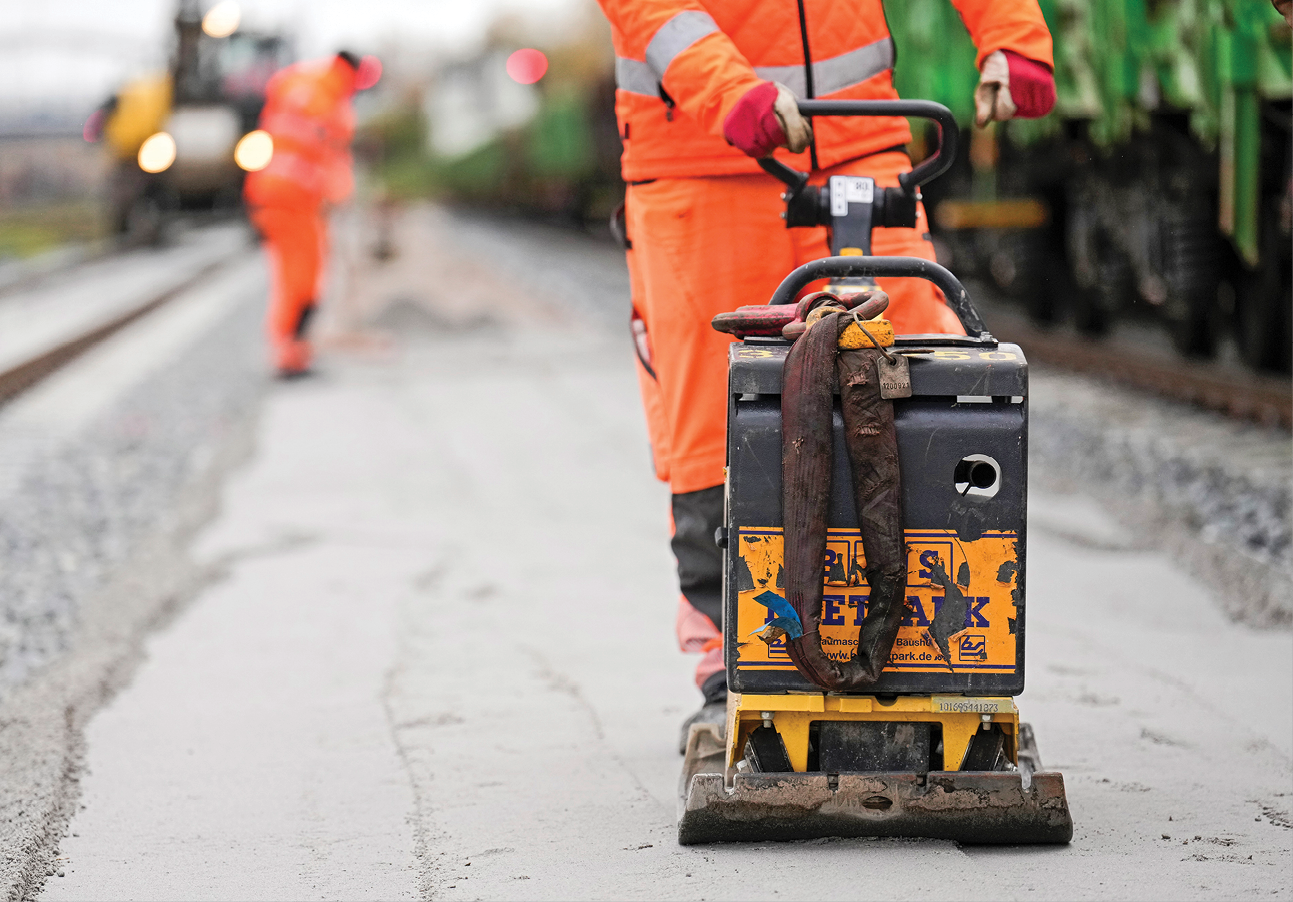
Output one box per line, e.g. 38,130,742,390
759,158,808,193
754,97,990,339
758,99,958,256
759,159,919,230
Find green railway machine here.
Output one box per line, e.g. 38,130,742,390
888,0,1291,371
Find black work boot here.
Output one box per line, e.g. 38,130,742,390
678,671,728,755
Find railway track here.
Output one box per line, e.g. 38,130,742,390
0,214,1286,431
0,228,245,408
988,308,1293,430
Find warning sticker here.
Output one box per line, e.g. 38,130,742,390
735,527,1019,675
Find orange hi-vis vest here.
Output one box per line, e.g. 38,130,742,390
596,0,1053,181
244,56,356,209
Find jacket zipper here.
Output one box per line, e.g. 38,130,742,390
795,0,821,170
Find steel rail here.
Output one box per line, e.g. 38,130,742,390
992,309,1292,429
0,255,239,408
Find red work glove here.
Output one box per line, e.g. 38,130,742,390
974,49,1056,127
723,82,812,158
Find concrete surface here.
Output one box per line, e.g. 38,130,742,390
0,244,267,900
32,208,1292,900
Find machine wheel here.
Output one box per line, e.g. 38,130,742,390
1161,209,1222,358
1065,203,1122,337
991,228,1064,325
109,164,169,247
1234,201,1293,373
1024,218,1076,326
108,163,145,236
1072,252,1127,337
1166,287,1219,359
123,193,166,246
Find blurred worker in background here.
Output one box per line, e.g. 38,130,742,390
596,0,1056,744
244,51,360,377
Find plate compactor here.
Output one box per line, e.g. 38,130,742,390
677,100,1073,845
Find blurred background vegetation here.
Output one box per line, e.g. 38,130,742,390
361,6,622,225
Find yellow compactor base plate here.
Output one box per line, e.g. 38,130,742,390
677,694,1072,845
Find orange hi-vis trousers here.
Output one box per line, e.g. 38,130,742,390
625,150,965,688
249,204,327,370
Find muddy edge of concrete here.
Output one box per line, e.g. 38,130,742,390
1029,367,1292,629
0,292,264,902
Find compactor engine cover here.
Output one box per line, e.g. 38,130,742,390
724,337,1028,696
676,330,1071,846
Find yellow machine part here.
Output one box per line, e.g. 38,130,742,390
728,693,1019,774
838,317,894,349
799,310,896,349
103,74,172,162
933,198,1051,231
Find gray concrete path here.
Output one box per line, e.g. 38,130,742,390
40,210,1292,900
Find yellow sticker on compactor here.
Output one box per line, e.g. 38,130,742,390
736,527,1019,675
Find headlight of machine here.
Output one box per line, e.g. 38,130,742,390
234,130,273,172
137,132,176,173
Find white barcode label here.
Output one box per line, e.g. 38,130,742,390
829,176,875,217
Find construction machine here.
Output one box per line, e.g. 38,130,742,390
680,100,1073,845
92,0,291,241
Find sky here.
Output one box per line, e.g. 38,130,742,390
0,0,585,114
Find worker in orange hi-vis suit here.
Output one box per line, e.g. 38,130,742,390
595,0,1057,747
244,51,360,376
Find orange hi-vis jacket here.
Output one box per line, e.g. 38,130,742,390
244,56,356,209
597,0,1053,181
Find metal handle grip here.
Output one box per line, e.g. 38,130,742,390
767,255,990,339
795,99,959,191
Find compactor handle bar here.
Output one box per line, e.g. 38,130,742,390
768,255,992,341
758,99,960,194
756,98,989,340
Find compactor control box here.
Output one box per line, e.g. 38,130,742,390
723,337,1029,697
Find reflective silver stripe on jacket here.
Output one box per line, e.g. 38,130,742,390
615,29,892,101
615,56,659,97
615,10,720,97
754,38,894,99
645,10,720,76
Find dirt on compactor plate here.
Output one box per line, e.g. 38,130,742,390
678,723,1072,845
